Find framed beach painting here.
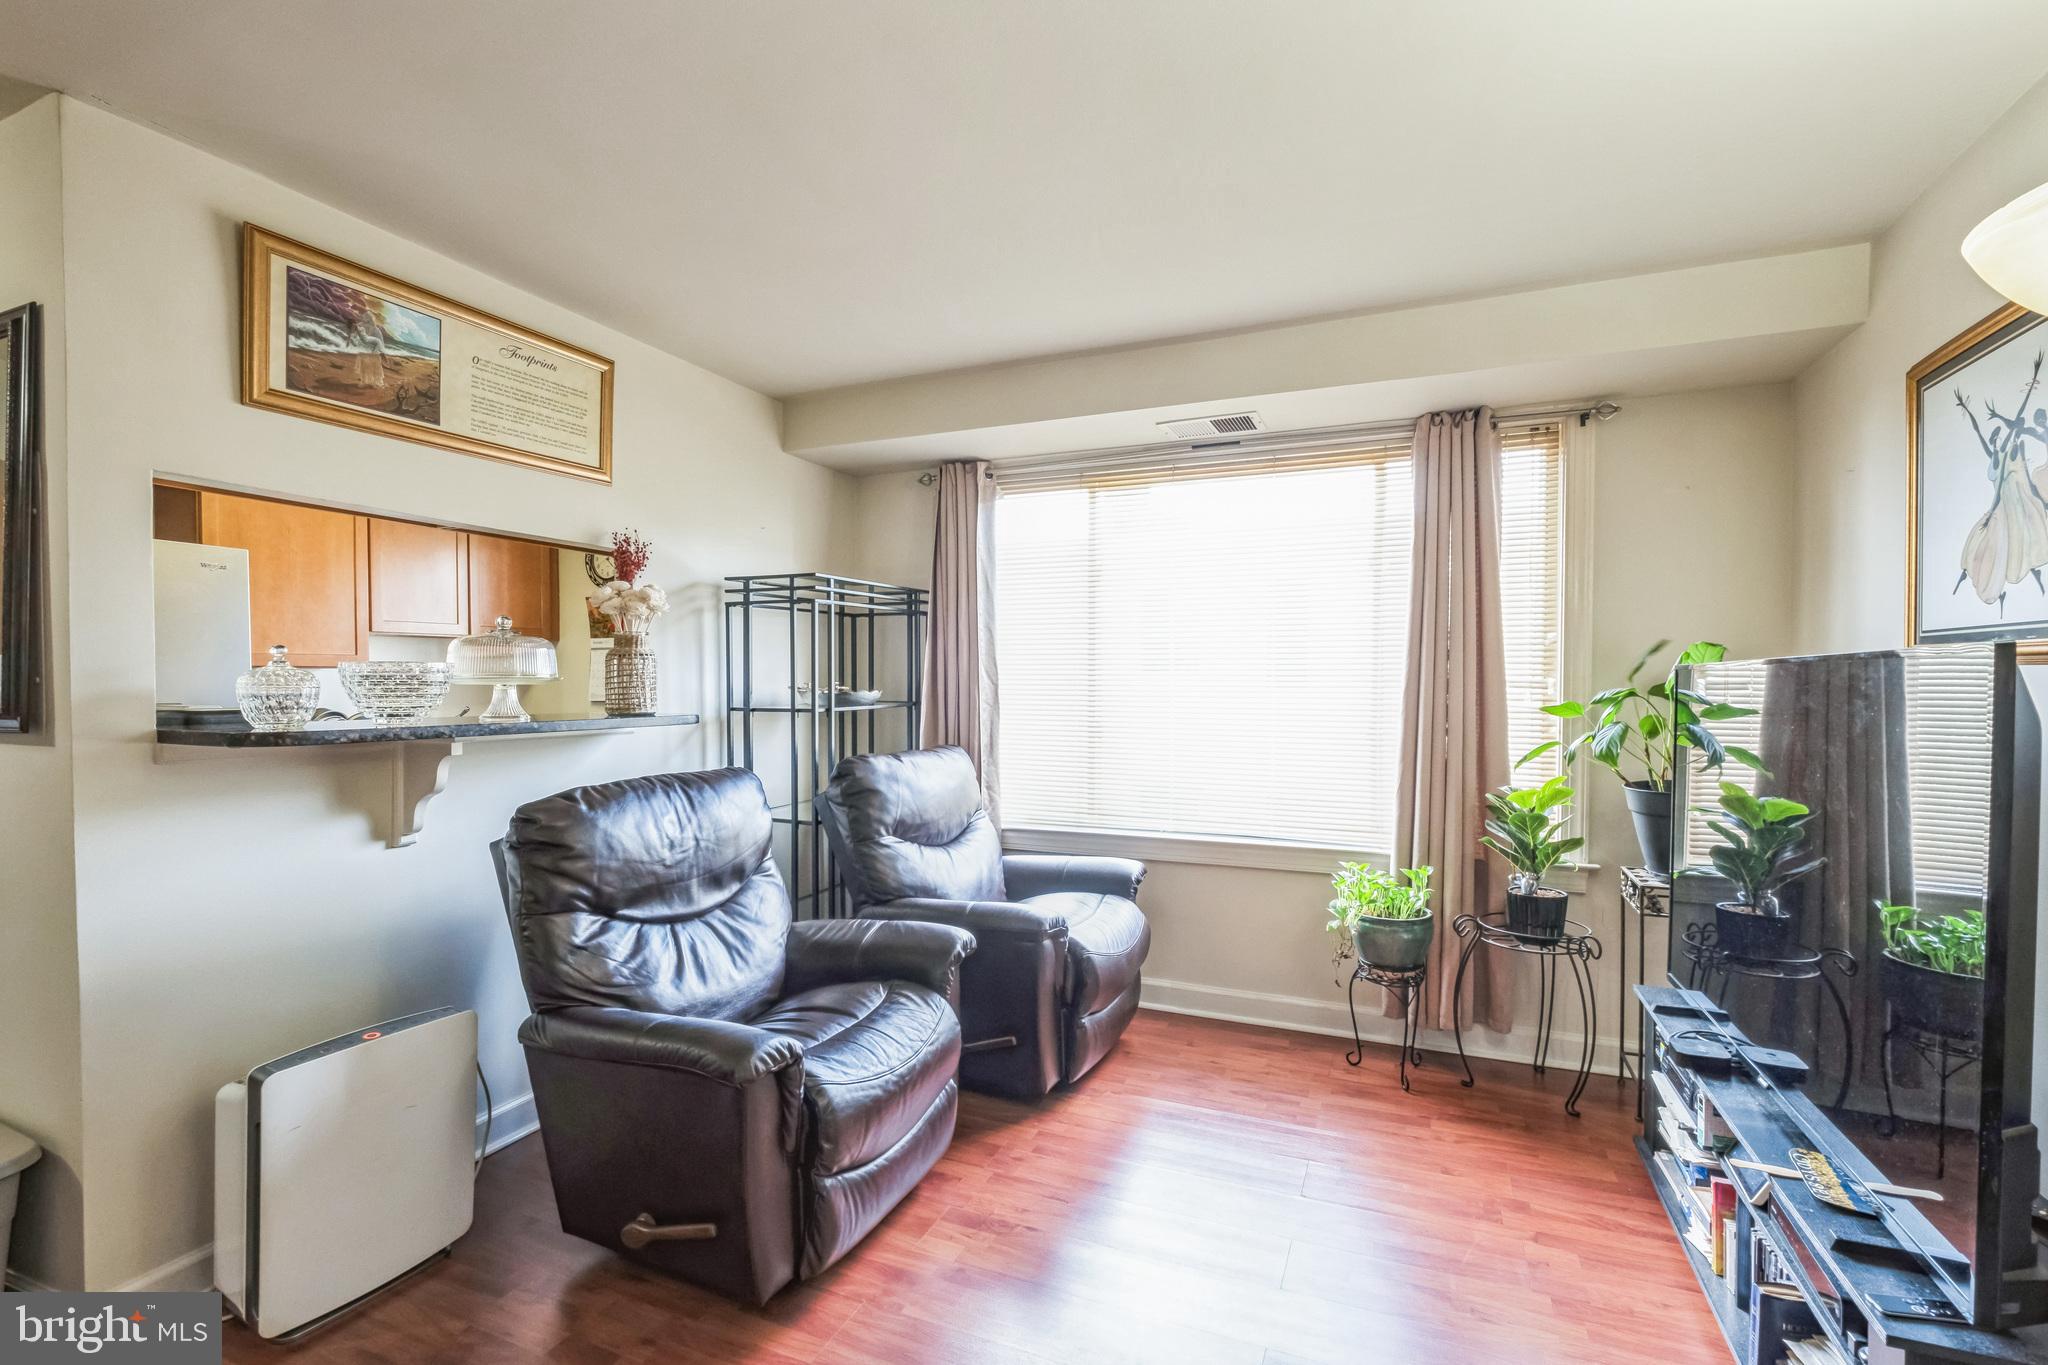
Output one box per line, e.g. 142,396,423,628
1909,301,2048,658
241,226,614,483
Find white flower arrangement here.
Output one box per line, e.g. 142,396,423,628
592,579,670,634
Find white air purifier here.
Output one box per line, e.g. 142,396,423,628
215,1008,477,1339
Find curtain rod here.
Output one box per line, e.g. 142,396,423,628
915,400,1621,485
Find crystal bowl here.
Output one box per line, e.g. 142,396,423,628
338,661,453,725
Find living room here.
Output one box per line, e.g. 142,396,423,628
3,5,2048,1363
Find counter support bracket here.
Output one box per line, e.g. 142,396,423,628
391,740,461,849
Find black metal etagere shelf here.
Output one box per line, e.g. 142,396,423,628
723,573,927,920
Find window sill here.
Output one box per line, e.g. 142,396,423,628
1002,824,1597,889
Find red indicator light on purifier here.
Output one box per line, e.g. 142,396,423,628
362,1030,382,1040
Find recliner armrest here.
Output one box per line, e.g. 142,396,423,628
863,896,1068,943
1000,853,1147,901
785,918,977,1001
520,1006,802,1087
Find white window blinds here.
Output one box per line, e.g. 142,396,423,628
1904,647,1994,899
993,422,1566,851
1500,425,1565,786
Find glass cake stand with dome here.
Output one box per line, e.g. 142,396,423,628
447,615,559,723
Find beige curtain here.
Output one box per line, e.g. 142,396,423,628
920,460,1001,818
1398,408,1514,1033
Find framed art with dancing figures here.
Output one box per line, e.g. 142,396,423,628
1909,301,2048,658
241,225,614,483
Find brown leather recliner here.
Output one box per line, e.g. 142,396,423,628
492,767,975,1304
815,746,1151,1098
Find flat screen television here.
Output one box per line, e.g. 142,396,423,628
1665,642,2044,1328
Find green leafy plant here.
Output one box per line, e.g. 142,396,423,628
1478,775,1584,892
1880,903,1986,978
1326,863,1432,965
1521,640,1765,791
1704,781,1823,912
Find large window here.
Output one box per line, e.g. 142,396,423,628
994,424,1567,850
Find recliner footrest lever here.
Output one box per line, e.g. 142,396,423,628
620,1213,718,1248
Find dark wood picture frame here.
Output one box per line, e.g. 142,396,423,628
1,301,42,734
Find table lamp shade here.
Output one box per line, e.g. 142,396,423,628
1963,180,2048,315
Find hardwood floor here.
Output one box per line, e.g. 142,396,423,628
223,1011,1727,1365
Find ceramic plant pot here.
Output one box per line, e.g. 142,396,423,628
1625,782,1673,876
1350,909,1435,971
1714,901,1796,961
1882,952,1982,1041
1506,886,1568,940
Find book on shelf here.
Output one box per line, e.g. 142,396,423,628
1749,1282,1820,1365
1784,1335,1848,1365
1656,1106,1724,1178
1710,1177,1737,1277
1653,1152,1718,1258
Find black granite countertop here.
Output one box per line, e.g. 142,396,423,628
156,710,700,747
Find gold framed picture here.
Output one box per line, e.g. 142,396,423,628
1907,301,2048,660
242,225,614,483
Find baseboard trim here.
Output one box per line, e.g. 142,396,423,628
3,1266,64,1293
481,1090,537,1157
113,1241,213,1293
1139,976,1626,1079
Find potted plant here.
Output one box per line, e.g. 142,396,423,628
1327,863,1434,972
1479,774,1583,940
1702,781,1823,961
1525,640,1764,875
1879,903,1985,1040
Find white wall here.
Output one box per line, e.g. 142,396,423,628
843,383,1802,1064
46,97,852,1289
0,94,84,1291
1793,77,2048,652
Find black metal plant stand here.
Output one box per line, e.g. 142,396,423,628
1617,866,1670,1082
1345,960,1428,1091
1878,1014,1981,1180
723,574,928,920
1451,912,1602,1117
1680,922,1858,1110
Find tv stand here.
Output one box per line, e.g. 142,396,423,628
1636,985,2033,1365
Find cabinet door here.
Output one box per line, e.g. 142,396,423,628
368,518,469,637
467,533,559,640
196,492,369,668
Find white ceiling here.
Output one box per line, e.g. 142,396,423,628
3,2,2046,396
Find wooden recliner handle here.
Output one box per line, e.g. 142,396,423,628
620,1213,718,1248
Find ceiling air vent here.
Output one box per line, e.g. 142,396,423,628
1156,412,1264,440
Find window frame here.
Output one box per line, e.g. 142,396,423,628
992,416,1595,883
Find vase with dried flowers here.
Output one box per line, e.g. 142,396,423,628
591,529,669,716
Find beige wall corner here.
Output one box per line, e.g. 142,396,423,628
0,92,85,1293
1792,75,2048,653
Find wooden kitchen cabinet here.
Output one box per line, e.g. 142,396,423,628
368,518,469,637
194,491,370,668
466,533,559,640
